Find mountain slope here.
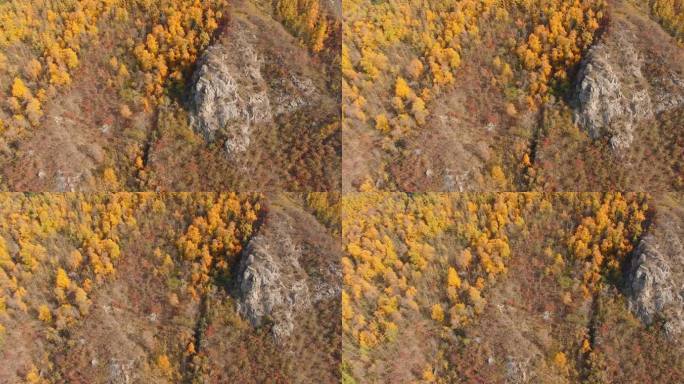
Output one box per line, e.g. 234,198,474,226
342,0,684,192
0,0,340,191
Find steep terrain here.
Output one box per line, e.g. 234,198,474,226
342,0,684,192
342,193,684,383
0,0,340,191
533,0,684,191
0,193,341,383
205,197,341,383
573,12,684,151
626,193,684,347
3,192,683,383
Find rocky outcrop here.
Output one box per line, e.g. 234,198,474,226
190,13,320,158
190,26,271,157
574,10,684,151
234,203,340,342
234,230,309,341
574,33,651,150
627,203,684,345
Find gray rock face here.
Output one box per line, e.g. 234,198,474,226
235,232,309,341
627,211,684,345
575,33,652,151
190,29,271,157
190,17,320,158
574,23,684,151
234,206,340,341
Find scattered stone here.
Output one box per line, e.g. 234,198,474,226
108,359,135,384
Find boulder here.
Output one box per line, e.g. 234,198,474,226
234,231,310,341
574,32,653,151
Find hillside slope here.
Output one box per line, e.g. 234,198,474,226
342,0,684,192
0,0,340,192
0,193,341,383
342,192,684,383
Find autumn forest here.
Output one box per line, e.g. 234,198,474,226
1,0,684,383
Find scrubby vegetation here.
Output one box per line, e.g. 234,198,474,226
342,0,684,192
341,192,684,383
519,106,684,191
0,0,224,133
2,191,683,382
0,192,340,383
342,193,516,345
0,0,340,191
343,0,494,136
650,0,684,41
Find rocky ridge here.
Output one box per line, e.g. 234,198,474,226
191,30,271,156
